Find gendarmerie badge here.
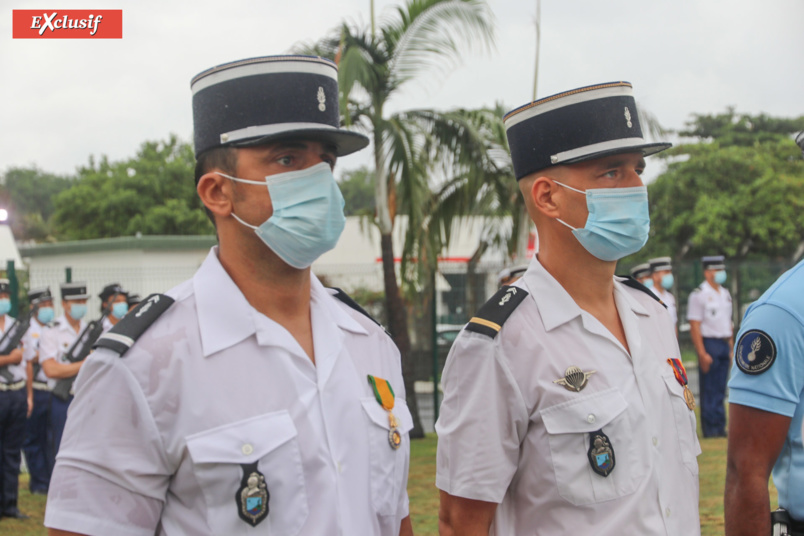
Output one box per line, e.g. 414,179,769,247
735,330,777,375
367,375,402,450
588,430,615,477
667,358,695,411
235,462,269,527
553,366,596,392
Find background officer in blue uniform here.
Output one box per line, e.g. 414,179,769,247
687,255,733,437
0,278,28,520
724,132,804,536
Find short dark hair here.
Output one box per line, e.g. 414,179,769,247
194,147,238,226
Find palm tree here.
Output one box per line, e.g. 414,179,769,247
297,0,495,437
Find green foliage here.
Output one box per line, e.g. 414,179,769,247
51,135,213,239
338,167,375,215
0,167,70,240
624,111,804,266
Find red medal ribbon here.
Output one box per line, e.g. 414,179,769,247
667,358,688,386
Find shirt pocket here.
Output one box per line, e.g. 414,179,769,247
662,373,701,475
186,411,308,536
361,397,413,516
540,388,640,506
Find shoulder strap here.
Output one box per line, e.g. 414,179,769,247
465,285,529,339
329,288,391,337
93,294,174,357
619,277,666,308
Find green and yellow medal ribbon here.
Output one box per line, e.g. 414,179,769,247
367,375,401,441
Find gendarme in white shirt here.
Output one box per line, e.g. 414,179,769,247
45,247,412,536
436,257,701,536
651,286,678,327
687,281,733,338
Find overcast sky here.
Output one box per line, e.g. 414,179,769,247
2,0,802,181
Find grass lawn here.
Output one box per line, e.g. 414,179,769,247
11,433,775,535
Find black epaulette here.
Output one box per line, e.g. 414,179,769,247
93,294,174,357
618,276,666,308
329,287,391,337
465,285,529,339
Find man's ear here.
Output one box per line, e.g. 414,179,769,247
197,171,235,220
530,176,563,219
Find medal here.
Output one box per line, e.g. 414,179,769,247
235,461,269,527
588,429,616,477
667,358,695,411
367,375,402,450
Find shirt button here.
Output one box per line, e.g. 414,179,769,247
586,414,596,424
652,436,658,446
241,443,254,455
665,507,671,517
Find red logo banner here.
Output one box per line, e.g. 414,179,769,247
13,10,123,39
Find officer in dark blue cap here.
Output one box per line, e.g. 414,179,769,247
437,82,701,535
46,56,413,536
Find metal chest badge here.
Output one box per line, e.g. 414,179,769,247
553,366,596,392
667,358,695,411
367,374,402,450
235,461,269,527
587,430,616,477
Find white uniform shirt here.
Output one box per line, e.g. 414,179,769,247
22,320,49,383
101,316,114,333
687,281,733,338
651,287,678,327
0,314,25,383
436,258,701,536
38,315,88,389
45,248,412,536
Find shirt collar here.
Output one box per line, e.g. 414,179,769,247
193,247,368,358
521,257,650,332
55,314,85,332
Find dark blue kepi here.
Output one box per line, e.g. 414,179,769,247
191,55,369,158
504,82,672,181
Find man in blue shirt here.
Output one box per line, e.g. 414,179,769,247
725,131,804,536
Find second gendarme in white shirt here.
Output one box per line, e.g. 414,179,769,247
436,258,701,536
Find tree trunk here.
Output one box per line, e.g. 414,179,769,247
380,232,425,439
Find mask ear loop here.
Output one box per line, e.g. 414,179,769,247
551,180,586,231
213,172,264,229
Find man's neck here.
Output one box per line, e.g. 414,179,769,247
705,279,720,292
537,240,617,311
217,239,312,323
65,316,81,333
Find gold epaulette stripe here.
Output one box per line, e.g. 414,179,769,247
469,317,501,332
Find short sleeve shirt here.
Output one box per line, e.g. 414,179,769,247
687,281,733,338
38,315,86,389
0,314,25,383
652,287,678,327
44,248,411,536
435,258,701,536
728,260,804,518
22,320,48,383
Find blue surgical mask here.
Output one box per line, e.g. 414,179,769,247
219,162,346,269
112,302,129,319
554,182,650,262
661,273,674,290
0,298,10,316
69,303,87,321
714,270,727,285
37,307,55,324
644,279,654,289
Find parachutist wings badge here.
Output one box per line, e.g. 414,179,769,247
553,366,596,392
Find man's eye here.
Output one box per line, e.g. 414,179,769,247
603,170,618,178
277,156,293,166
